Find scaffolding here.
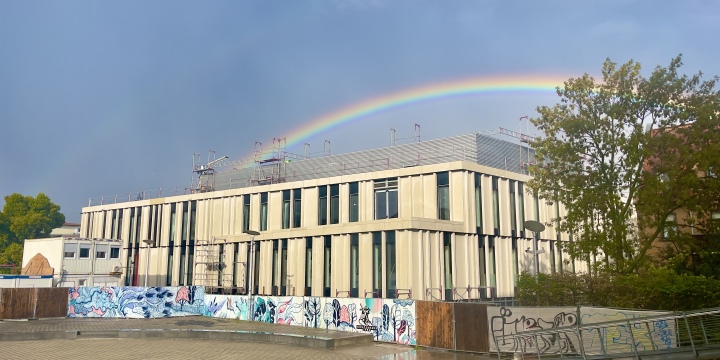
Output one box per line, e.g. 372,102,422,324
193,237,239,294
190,151,228,193
250,138,288,186
499,118,536,175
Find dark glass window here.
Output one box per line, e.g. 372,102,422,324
510,180,517,236
318,186,328,225
374,178,398,220
260,193,268,231
243,195,250,232
350,234,359,297
79,246,90,259
475,173,483,233
305,237,312,296
293,189,302,228
323,236,331,297
372,232,382,296
110,247,120,259
330,184,339,224
386,231,396,298
437,172,450,220
492,176,500,235
443,233,452,300
349,182,359,222
282,190,291,229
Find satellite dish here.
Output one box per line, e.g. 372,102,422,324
524,220,546,233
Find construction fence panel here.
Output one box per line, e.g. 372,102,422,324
454,302,490,353
0,288,35,320
415,300,454,350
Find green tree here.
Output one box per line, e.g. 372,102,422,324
0,192,65,273
2,193,65,242
528,55,720,274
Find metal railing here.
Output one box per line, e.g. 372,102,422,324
494,307,720,360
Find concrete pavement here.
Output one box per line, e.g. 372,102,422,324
0,316,372,348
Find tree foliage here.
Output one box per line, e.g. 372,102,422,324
528,55,720,274
0,192,65,273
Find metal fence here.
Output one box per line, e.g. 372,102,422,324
494,308,720,360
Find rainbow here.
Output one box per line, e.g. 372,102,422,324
240,74,569,166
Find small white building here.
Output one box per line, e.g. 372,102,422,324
22,237,123,287
0,275,53,288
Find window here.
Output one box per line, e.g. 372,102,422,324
280,239,288,296
374,178,398,220
350,234,359,297
187,201,197,284
349,182,359,222
492,177,500,235
318,186,328,225
64,243,77,259
478,237,486,288
323,236,331,297
78,279,86,286
305,237,312,296
110,247,120,259
167,203,176,286
664,213,678,238
79,245,91,259
443,233,453,300
509,180,517,235
518,183,525,238
330,184,339,224
372,232,382,296
437,172,450,220
243,196,250,232
475,173,483,233
96,244,108,259
386,231,396,298
282,190,291,229
260,193,268,231
293,189,302,228
272,240,279,295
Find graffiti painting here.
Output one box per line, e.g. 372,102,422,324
488,306,676,355
67,286,205,318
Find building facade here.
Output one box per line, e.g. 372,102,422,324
80,133,588,300
22,237,123,287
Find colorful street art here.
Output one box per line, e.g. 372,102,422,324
202,295,417,345
67,286,205,318
488,306,676,354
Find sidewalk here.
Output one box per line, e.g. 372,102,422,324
0,316,373,348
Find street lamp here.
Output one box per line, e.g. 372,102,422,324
523,220,546,284
243,229,260,321
142,239,154,287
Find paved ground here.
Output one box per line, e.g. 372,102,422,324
0,317,496,359
0,316,363,339
0,338,495,360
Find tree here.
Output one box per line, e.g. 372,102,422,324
2,193,65,242
528,55,720,274
0,192,66,273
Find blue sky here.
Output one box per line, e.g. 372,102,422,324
1,0,718,222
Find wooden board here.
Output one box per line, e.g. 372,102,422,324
454,302,490,352
35,287,70,318
0,288,35,319
415,300,454,349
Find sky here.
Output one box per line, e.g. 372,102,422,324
1,0,718,222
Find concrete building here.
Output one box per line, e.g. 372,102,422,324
80,132,589,300
21,237,123,287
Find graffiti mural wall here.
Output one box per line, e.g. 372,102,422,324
202,295,417,345
67,286,205,318
488,306,675,354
